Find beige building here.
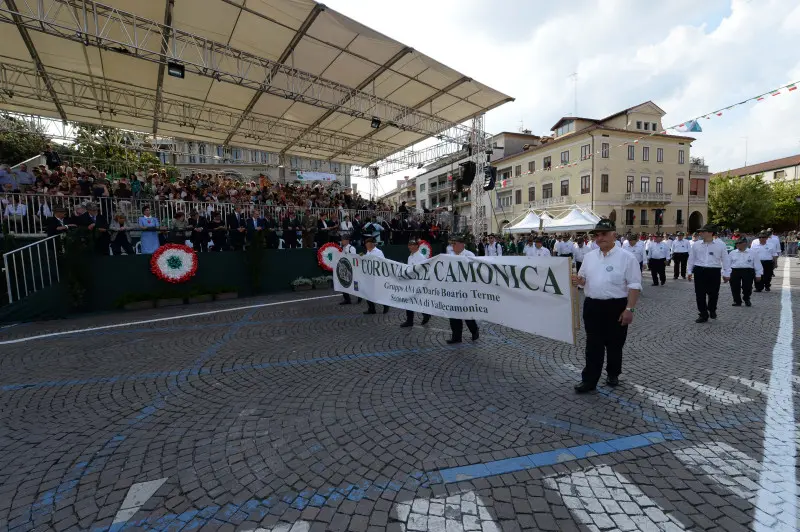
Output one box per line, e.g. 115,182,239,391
378,176,416,210
486,101,709,234
712,154,800,183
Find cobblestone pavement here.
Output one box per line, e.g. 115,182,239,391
1,259,798,532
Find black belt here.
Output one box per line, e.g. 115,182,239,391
693,266,720,270
585,297,627,303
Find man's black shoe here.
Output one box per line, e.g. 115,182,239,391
421,316,430,325
765,287,771,292
732,302,742,307
661,281,665,286
652,283,659,286
339,301,350,305
383,306,389,314
745,300,752,307
472,330,479,341
574,382,596,393
606,376,619,386
446,338,462,344
709,311,717,319
400,322,413,328
695,315,709,323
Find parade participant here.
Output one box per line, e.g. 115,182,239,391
766,228,781,263
527,236,552,257
751,231,778,292
557,234,573,258
572,236,588,273
571,219,641,393
687,224,731,323
339,236,360,305
522,235,537,256
647,232,670,286
671,232,690,279
729,237,762,307
486,234,503,256
588,233,599,251
446,236,479,343
363,238,390,315
690,232,699,247
400,239,431,327
623,233,646,271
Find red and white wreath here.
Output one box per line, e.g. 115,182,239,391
150,244,198,283
317,242,342,272
417,239,433,260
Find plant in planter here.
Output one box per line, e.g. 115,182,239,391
291,277,313,291
312,275,334,288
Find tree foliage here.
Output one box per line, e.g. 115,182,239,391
770,179,800,227
708,174,774,232
72,125,161,176
0,113,49,164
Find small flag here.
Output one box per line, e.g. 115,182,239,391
789,85,797,92
716,112,723,116
757,96,765,101
674,120,703,132
771,91,780,96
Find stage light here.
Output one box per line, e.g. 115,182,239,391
370,117,381,128
167,62,185,79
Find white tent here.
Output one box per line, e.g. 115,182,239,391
503,211,544,234
541,209,601,233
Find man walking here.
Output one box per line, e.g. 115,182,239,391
751,230,778,292
572,236,588,274
400,239,431,327
687,224,731,323
646,232,670,286
339,236,361,306
728,237,762,307
671,232,690,279
363,238,390,315
446,236,479,344
485,234,503,256
571,219,641,393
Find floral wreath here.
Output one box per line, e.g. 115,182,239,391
150,244,199,283
317,242,342,272
417,239,433,259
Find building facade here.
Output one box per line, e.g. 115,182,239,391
712,154,800,183
484,102,709,234
378,177,416,210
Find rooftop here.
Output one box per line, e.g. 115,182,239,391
712,154,800,178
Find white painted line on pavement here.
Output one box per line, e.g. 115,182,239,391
112,477,168,526
390,491,499,532
632,384,702,413
754,259,796,532
674,442,761,501
729,376,799,397
543,465,688,530
677,379,753,405
0,295,339,345
242,521,312,532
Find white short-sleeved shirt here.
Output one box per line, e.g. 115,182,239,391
578,246,643,300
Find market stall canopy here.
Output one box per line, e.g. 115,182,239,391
503,211,544,234
0,0,513,166
542,209,601,233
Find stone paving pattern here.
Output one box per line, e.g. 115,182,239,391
0,260,798,531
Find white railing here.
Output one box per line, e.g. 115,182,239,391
0,192,465,237
625,192,673,203
3,235,61,303
529,196,571,209
689,194,707,204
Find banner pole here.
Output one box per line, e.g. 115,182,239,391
569,256,580,345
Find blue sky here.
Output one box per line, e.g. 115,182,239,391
326,0,800,196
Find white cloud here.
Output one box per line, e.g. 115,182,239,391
327,0,800,195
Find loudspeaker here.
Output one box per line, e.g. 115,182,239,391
482,166,497,191
459,161,476,186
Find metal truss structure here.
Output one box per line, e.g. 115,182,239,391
0,0,479,151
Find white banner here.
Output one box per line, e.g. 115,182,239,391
332,252,577,344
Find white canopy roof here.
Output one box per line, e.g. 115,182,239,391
541,209,601,233
503,211,543,234
0,0,513,166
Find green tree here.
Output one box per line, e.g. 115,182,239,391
0,113,48,164
72,125,161,177
770,179,800,228
708,174,774,232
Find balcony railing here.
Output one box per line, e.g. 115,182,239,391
528,196,572,209
625,192,672,203
689,194,707,204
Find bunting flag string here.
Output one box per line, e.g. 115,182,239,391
503,79,799,179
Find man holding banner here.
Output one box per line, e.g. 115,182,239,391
363,238,390,315
400,239,430,327
572,219,642,393
446,236,480,343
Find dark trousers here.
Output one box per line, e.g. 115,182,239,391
342,293,362,304
111,238,135,256
693,266,721,317
367,301,389,313
449,318,478,341
648,258,666,285
754,260,774,291
575,261,582,274
405,310,430,323
581,297,628,386
672,252,688,278
730,268,755,304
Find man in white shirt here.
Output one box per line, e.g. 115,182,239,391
572,236,588,274
363,237,390,315
729,237,762,307
588,234,599,251
766,228,781,261
622,233,646,271
671,232,691,279
571,219,642,393
555,235,571,258
339,236,360,306
646,233,671,286
687,224,732,322
400,239,430,327
751,230,778,292
485,234,503,256
527,236,552,257
446,236,479,343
